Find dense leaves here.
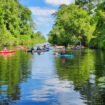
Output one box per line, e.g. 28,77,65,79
48,1,105,49
48,4,95,46
90,2,105,49
0,0,46,46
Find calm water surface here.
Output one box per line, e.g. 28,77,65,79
0,48,105,105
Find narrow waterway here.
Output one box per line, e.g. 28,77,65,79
0,48,105,105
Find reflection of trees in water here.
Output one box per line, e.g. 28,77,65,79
56,49,105,105
94,50,105,77
0,50,31,104
56,49,95,86
93,50,105,105
75,80,105,105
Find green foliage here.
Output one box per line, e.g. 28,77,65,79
75,0,96,14
0,0,46,46
48,4,95,46
90,2,105,49
59,4,68,9
49,1,105,49
56,49,95,87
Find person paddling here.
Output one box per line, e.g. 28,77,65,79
43,44,46,48
30,47,34,53
37,46,41,50
3,47,7,51
53,46,65,55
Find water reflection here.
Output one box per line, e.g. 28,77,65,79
0,52,15,59
56,49,105,105
0,50,31,104
0,48,105,105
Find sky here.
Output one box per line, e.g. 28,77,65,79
19,0,75,38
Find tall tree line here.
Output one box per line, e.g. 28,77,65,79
0,0,46,46
48,0,105,49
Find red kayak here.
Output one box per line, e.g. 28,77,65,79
0,50,15,54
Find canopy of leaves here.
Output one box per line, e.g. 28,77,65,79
48,1,105,49
48,4,95,46
0,0,46,46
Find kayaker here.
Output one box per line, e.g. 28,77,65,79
37,46,41,50
3,47,7,51
31,47,34,52
43,44,46,48
60,46,65,55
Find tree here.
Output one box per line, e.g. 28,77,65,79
48,4,95,46
0,0,46,46
75,0,96,14
90,2,105,49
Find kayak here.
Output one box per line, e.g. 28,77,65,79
15,46,27,49
26,50,35,52
26,49,49,52
43,48,52,51
0,50,15,54
57,54,74,58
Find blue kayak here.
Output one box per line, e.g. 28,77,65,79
43,48,52,50
57,54,74,58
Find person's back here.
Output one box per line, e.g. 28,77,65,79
60,47,65,55
43,45,46,48
37,46,41,50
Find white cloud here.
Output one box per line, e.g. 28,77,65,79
30,7,56,16
28,78,74,101
36,17,53,26
29,7,56,26
45,0,74,6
